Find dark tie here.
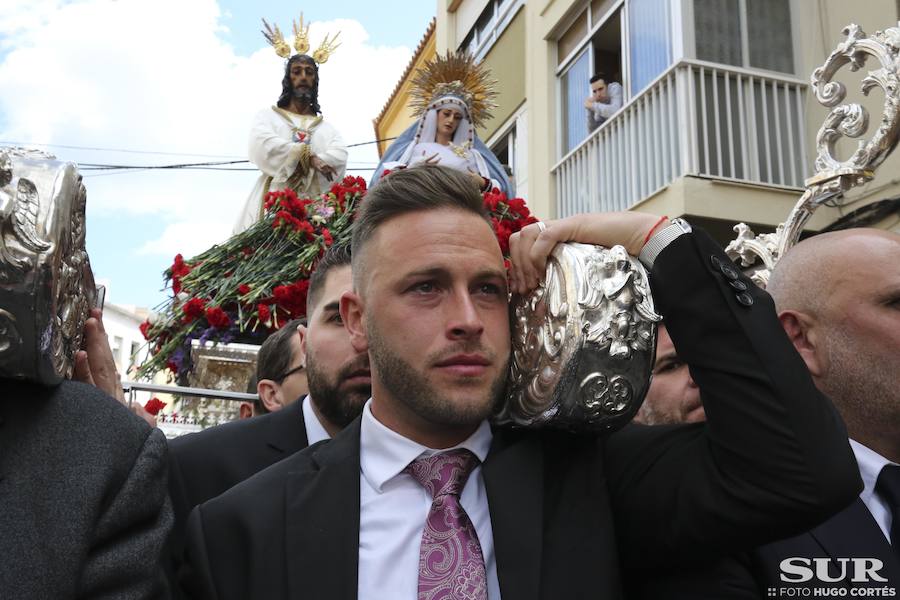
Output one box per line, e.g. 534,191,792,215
875,464,900,555
405,449,488,600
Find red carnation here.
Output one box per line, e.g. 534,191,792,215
321,228,333,247
144,397,167,416
182,297,207,320
273,279,309,318
206,306,231,329
238,283,251,295
257,303,271,323
170,253,192,294
139,319,152,340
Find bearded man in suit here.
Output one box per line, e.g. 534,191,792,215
166,244,369,590
178,165,861,600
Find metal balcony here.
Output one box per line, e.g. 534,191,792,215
553,59,809,216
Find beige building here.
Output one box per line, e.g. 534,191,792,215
435,0,900,242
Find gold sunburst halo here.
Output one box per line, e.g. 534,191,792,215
409,51,498,128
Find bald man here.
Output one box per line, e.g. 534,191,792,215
629,228,900,598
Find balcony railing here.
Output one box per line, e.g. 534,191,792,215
553,59,809,217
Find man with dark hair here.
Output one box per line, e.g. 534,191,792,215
633,322,705,425
180,165,859,599
167,243,369,592
253,317,309,415
235,53,348,231
585,72,623,131
239,317,309,419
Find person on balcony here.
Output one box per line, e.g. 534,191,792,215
371,51,512,195
585,72,624,132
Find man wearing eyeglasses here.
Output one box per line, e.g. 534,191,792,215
239,318,310,419
165,244,369,594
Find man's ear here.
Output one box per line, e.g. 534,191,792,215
257,379,285,412
239,402,254,419
778,310,826,377
296,323,308,368
340,290,369,353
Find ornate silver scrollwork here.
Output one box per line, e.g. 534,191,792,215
726,23,900,286
0,146,96,384
496,243,660,433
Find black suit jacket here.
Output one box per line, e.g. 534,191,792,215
0,380,172,599
167,399,308,592
179,229,862,600
627,498,898,599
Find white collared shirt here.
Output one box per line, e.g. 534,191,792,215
850,439,899,543
358,400,501,600
301,395,331,446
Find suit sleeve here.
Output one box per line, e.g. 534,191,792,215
605,228,861,568
165,442,193,598
178,507,220,600
78,427,174,599
626,553,763,600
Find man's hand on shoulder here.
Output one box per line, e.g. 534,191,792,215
73,308,157,427
508,212,661,294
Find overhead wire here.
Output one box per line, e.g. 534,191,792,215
0,136,397,156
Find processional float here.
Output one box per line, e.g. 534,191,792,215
1,23,899,436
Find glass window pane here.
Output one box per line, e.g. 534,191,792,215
747,0,793,73
694,0,742,66
629,0,672,95
562,49,592,154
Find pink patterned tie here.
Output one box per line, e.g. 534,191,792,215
405,449,488,600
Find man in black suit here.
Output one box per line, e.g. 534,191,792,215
179,166,860,600
0,312,172,599
628,228,900,599
167,244,370,587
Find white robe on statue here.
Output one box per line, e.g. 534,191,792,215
234,106,347,233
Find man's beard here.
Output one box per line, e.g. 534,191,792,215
820,324,899,435
306,352,370,428
367,321,508,428
293,88,314,105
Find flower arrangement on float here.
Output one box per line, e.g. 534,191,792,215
137,174,538,382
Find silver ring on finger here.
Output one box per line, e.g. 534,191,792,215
536,221,547,233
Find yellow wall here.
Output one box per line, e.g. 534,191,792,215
478,8,527,141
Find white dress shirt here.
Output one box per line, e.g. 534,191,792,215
301,395,331,446
357,400,501,600
850,439,899,543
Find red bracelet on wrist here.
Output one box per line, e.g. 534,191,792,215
642,215,669,247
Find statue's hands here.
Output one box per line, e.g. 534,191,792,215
508,212,662,294
74,308,124,402
423,153,441,165
311,155,337,181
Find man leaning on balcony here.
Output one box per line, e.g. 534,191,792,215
585,72,623,131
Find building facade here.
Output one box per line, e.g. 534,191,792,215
434,0,900,241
